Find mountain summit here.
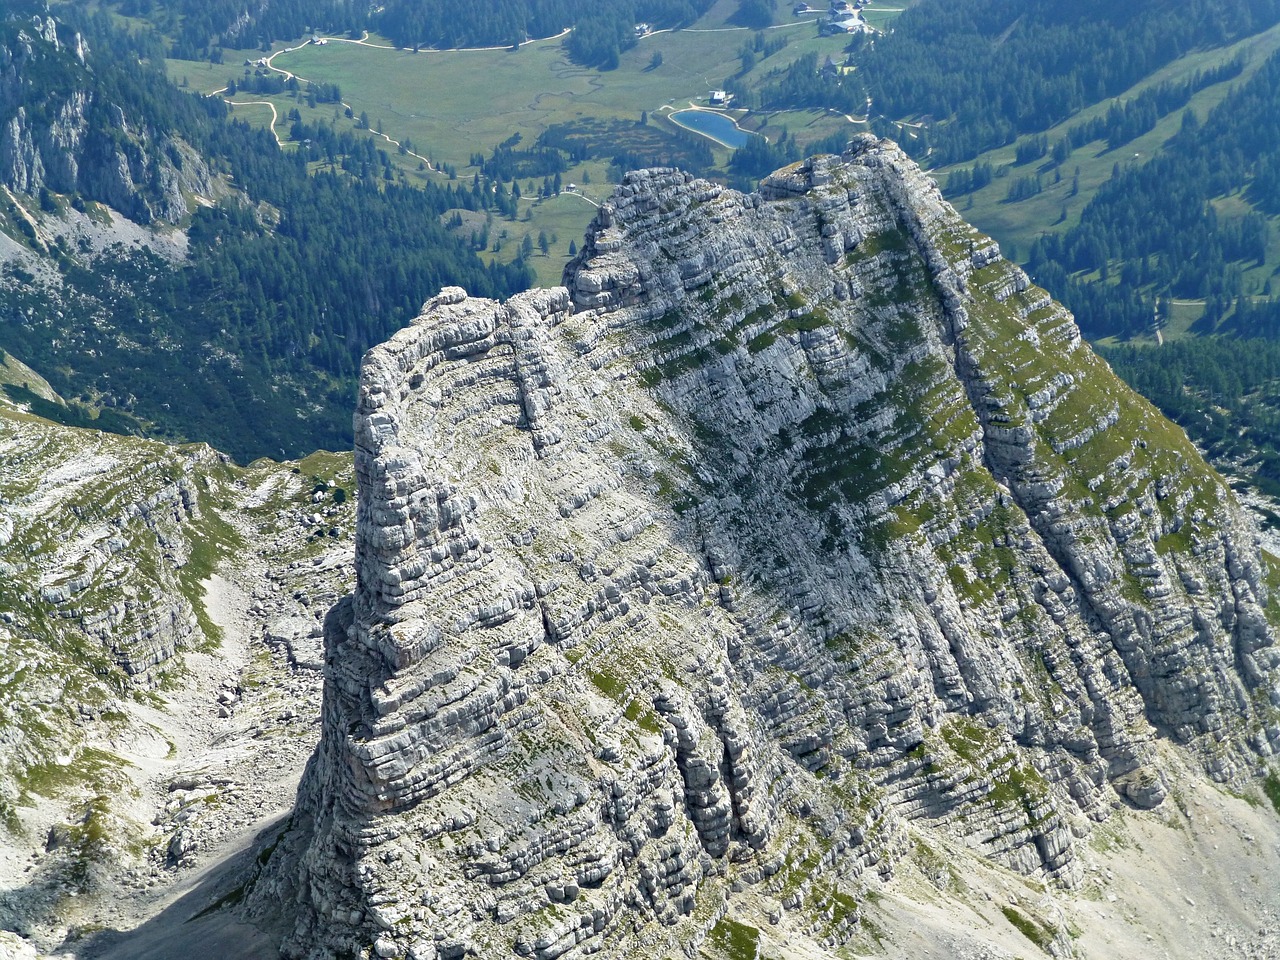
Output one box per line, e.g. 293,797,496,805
247,136,1280,960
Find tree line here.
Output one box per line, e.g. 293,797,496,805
849,0,1280,166
1029,51,1280,338
113,0,717,68
118,0,364,59
1063,58,1243,154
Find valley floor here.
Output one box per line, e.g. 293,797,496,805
71,570,316,959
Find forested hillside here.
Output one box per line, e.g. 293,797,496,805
120,0,364,59
362,0,717,66
851,0,1280,165
0,9,531,462
111,0,717,67
1027,52,1280,338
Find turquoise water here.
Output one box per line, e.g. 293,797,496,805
669,109,755,148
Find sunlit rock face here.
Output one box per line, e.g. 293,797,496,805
250,136,1280,960
1,13,210,223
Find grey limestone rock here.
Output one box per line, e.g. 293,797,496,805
0,12,208,224
250,138,1280,959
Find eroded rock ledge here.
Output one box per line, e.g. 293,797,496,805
249,137,1280,960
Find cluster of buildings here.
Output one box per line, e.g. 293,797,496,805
796,0,875,35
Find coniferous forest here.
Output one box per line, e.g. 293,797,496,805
121,0,364,59
722,0,1280,166
126,0,718,67
0,10,531,463
1028,51,1280,340
852,0,1280,165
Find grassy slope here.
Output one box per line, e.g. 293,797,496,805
0,351,60,402
164,5,918,284
931,19,1280,340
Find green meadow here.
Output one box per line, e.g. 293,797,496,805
162,0,911,281
489,191,604,286
933,17,1280,338
268,23,843,173
183,17,857,278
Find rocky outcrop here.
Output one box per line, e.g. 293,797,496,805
0,392,363,952
0,12,209,223
0,402,229,909
250,137,1280,959
0,409,220,711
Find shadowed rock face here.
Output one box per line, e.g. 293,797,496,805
250,137,1280,960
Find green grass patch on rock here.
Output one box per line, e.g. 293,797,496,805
1001,904,1056,954
708,917,760,960
1264,771,1280,816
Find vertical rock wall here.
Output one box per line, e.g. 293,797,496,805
252,138,1280,960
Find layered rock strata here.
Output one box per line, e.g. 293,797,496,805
0,404,222,828
0,395,361,948
252,137,1280,960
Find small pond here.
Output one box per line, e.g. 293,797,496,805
669,109,756,148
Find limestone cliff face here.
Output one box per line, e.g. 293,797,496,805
0,13,209,224
252,137,1280,960
0,403,228,806
0,394,363,944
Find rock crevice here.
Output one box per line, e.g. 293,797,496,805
250,138,1280,960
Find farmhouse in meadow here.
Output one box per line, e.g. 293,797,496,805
821,0,872,34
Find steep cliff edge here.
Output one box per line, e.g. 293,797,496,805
250,137,1280,960
0,389,364,953
0,12,209,225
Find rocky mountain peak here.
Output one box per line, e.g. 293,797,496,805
246,137,1280,960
